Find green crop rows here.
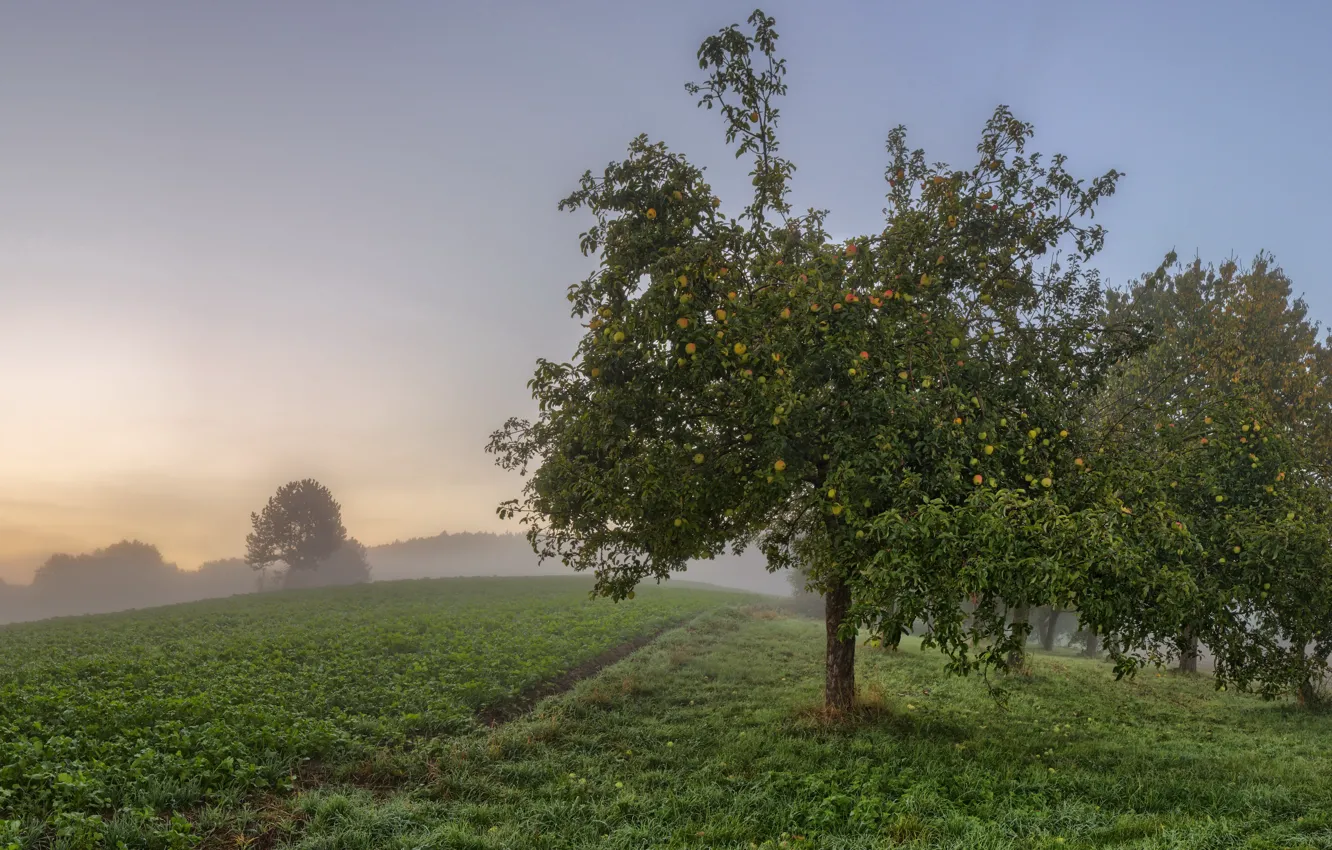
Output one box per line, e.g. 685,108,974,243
0,576,745,847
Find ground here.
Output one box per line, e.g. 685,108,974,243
211,607,1331,849
5,583,1331,849
0,577,746,848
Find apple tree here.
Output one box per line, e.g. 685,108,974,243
489,10,1166,709
1104,255,1332,699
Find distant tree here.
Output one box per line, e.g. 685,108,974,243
488,10,1168,710
282,539,372,589
245,479,348,575
785,565,825,619
29,540,183,617
1037,606,1065,652
1005,604,1032,669
1071,623,1101,658
1104,253,1332,699
190,558,263,598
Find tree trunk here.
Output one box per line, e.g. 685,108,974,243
1007,603,1030,670
1298,677,1316,707
1179,627,1199,674
1082,630,1100,658
1296,644,1324,707
1039,608,1061,652
825,577,856,711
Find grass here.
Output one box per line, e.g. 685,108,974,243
6,586,1331,849
208,607,1332,850
0,576,751,848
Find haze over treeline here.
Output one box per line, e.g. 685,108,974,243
0,532,786,625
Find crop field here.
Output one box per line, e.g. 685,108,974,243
0,576,750,848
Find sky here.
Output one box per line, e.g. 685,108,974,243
1,0,1329,583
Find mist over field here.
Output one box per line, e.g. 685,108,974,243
0,532,789,625
367,531,788,593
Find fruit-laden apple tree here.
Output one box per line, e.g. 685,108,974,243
488,10,1171,709
245,478,349,575
1103,256,1332,700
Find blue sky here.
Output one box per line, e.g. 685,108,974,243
0,0,1328,578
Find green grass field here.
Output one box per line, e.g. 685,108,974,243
217,609,1330,850
0,577,749,848
5,583,1332,849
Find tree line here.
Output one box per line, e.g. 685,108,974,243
0,479,568,626
0,480,370,625
488,10,1332,710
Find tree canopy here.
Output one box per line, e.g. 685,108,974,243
488,9,1193,709
245,479,348,574
1101,253,1332,699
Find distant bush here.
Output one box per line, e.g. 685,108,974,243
283,539,372,590
191,557,261,597
29,540,184,618
1,546,265,625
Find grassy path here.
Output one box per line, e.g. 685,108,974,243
230,607,1332,850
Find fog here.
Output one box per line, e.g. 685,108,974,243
0,533,789,626
3,2,1331,598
